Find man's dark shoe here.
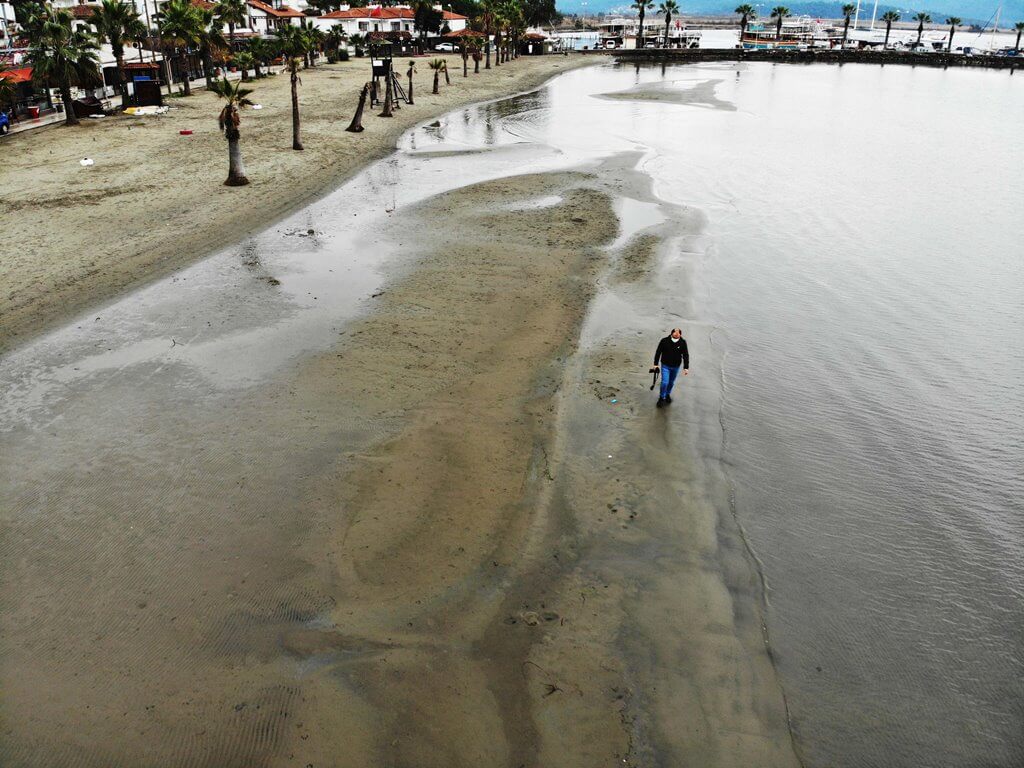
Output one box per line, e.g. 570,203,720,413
665,395,672,404
656,398,665,408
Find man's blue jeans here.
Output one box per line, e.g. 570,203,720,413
660,365,680,400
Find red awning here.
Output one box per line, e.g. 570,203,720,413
0,67,32,83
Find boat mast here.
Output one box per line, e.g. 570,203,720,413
990,3,1000,50
869,0,879,30
853,0,861,30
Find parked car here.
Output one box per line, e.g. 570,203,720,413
0,110,10,135
434,42,457,52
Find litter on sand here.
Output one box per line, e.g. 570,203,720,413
250,104,263,110
123,106,169,116
79,157,94,167
610,398,618,404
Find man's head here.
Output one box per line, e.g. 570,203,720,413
670,328,682,340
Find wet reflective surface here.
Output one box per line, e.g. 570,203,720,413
2,62,1022,766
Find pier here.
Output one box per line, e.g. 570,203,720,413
607,47,1019,71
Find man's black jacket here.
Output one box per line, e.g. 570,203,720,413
654,336,689,369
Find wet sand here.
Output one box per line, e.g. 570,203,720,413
0,53,593,352
1,65,800,765
1,149,798,766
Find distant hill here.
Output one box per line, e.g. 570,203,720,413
556,0,1023,27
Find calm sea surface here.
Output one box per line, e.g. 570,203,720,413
421,61,1023,765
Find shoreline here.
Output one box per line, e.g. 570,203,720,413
0,53,597,354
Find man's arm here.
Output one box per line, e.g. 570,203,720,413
653,339,663,366
682,340,689,371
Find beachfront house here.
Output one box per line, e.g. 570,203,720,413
313,5,468,44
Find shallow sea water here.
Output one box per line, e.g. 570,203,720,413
417,61,1024,766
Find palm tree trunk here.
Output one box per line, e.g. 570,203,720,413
474,56,480,74
884,23,891,48
463,53,468,77
115,52,128,108
432,70,439,94
843,18,850,44
664,19,669,47
180,53,192,96
485,38,491,68
1017,30,1022,50
407,65,414,104
443,62,450,85
290,68,303,149
201,45,215,87
229,22,235,52
60,80,78,126
947,26,955,51
917,23,923,45
346,82,369,132
638,12,645,48
777,18,783,40
224,126,249,186
494,33,500,65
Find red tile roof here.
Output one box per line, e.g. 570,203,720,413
247,0,304,18
70,4,99,19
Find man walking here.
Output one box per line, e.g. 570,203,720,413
651,328,689,407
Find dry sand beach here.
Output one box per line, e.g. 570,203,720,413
0,58,802,766
0,53,592,351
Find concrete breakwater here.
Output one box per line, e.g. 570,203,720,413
607,47,1019,70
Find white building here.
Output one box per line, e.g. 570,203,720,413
313,5,468,39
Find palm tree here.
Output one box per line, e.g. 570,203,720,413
89,0,144,108
945,17,961,51
1015,22,1024,51
770,5,790,40
428,57,444,93
735,4,755,39
879,10,899,48
26,6,100,126
658,0,679,47
276,25,306,150
232,50,254,79
501,0,524,60
299,20,324,67
913,12,930,45
215,0,246,52
632,0,655,48
246,37,271,78
210,76,253,185
348,32,367,57
324,26,346,60
480,0,498,68
196,6,225,85
160,0,202,96
841,3,855,45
